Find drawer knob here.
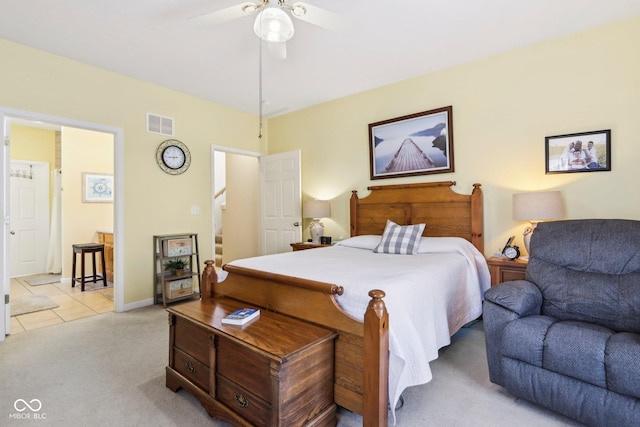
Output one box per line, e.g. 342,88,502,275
185,361,196,374
234,393,250,408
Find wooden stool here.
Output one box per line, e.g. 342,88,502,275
72,243,107,291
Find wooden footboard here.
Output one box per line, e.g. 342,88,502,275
201,260,389,426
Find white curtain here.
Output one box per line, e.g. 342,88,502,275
46,169,62,273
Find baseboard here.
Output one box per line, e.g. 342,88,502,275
122,298,154,312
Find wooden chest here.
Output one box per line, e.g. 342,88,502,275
166,298,337,426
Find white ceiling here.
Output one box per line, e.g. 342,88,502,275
2,0,640,118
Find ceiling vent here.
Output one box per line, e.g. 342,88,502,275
146,113,174,136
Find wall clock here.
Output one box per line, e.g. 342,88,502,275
156,139,191,175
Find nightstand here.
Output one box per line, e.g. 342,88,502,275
290,242,331,251
487,256,528,287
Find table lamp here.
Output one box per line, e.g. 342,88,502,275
303,200,331,244
512,191,563,255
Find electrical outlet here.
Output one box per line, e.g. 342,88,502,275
190,205,200,215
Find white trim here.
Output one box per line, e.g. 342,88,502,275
123,298,154,312
0,106,126,315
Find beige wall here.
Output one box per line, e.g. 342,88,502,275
268,16,640,257
1,38,263,306
9,125,57,208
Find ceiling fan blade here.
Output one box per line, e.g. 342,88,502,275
188,2,257,26
267,41,287,60
290,2,356,34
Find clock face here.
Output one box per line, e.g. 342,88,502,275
504,246,520,260
156,139,191,175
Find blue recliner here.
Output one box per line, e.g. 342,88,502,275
483,219,640,426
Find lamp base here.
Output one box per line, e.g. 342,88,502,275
522,222,539,255
309,219,325,244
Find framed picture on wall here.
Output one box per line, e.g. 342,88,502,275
82,172,114,203
545,130,611,174
368,106,454,179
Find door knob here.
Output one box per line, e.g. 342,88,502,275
293,222,300,227
10,231,15,235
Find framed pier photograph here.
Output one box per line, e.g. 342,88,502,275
368,106,454,179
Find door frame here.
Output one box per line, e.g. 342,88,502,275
1,107,124,341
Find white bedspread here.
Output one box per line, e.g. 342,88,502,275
225,236,490,422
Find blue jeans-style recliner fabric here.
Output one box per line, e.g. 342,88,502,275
483,219,640,427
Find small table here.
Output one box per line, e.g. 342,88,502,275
486,256,528,287
290,242,332,251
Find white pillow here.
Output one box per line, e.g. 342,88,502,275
334,235,381,250
373,220,426,255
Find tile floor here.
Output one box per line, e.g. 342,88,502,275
9,274,114,334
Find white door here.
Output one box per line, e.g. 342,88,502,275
259,150,301,254
9,161,50,277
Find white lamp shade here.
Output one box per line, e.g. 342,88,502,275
303,200,331,219
513,191,563,221
254,7,294,42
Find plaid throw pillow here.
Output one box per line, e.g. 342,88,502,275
373,220,426,255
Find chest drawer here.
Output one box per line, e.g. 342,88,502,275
173,315,210,364
217,375,271,426
217,337,271,402
173,348,210,392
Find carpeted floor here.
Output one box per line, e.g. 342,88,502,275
10,295,59,316
0,305,584,426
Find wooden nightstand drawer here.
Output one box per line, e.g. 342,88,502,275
174,348,210,391
217,375,271,425
501,269,526,282
487,256,529,287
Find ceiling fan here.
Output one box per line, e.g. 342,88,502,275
189,0,352,59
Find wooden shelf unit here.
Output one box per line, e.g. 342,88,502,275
154,233,201,307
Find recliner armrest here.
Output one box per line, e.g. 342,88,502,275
484,280,542,317
483,280,543,386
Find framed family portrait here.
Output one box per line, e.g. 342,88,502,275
545,130,611,174
368,106,454,179
82,172,114,203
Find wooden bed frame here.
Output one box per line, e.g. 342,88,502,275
200,181,483,426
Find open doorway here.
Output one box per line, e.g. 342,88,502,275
211,146,260,265
1,109,124,341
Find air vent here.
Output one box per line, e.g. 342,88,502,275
146,113,174,136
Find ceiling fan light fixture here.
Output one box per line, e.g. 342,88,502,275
291,3,306,17
253,7,294,42
242,4,259,14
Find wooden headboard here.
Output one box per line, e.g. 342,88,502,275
350,181,484,253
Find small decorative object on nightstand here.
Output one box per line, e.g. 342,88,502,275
303,200,331,244
487,256,528,287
